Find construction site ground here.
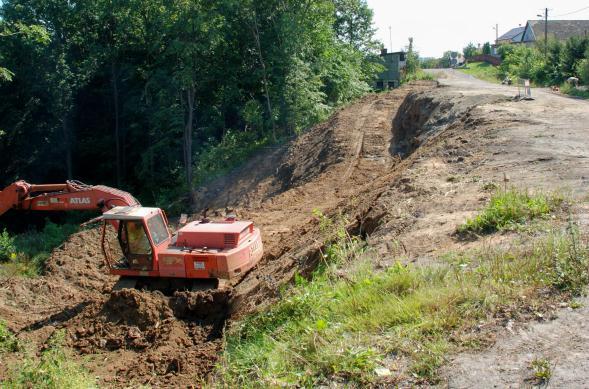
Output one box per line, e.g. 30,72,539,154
1,70,589,387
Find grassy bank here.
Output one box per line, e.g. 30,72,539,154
217,191,586,386
458,62,500,83
0,221,77,277
561,83,589,99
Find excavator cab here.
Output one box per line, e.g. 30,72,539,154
101,207,171,275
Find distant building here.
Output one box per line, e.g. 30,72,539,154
495,20,589,50
521,20,589,44
375,49,406,89
496,26,525,45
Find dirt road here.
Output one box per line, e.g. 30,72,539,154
431,69,589,388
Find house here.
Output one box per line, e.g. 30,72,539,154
375,49,406,89
496,26,525,45
521,20,589,44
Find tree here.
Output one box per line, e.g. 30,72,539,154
482,42,492,55
333,0,377,51
562,36,589,78
404,37,419,76
463,42,478,58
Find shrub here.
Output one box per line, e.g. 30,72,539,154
0,320,19,353
0,221,77,276
458,189,562,234
0,228,16,261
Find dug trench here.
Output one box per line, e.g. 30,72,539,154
0,81,532,386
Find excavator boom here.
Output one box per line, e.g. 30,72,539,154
0,180,140,216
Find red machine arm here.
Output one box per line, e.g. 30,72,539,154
0,180,140,217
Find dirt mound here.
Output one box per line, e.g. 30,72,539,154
391,89,508,157
171,289,231,320
275,114,346,191
65,288,228,386
103,289,174,329
44,227,116,295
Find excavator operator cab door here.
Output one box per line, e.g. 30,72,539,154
118,219,154,271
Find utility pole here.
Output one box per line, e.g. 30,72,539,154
388,26,392,52
495,24,499,43
537,8,548,58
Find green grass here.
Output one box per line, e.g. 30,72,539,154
2,330,96,389
561,83,589,99
0,320,19,353
217,222,588,386
457,62,500,83
0,221,77,277
402,69,435,83
457,189,563,235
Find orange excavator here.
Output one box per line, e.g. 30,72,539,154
0,180,263,290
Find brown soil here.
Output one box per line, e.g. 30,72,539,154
2,71,589,387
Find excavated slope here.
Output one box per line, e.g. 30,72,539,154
3,80,507,387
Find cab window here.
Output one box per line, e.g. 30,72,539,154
147,214,170,246
119,220,152,255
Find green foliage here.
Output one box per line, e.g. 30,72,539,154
578,58,589,85
0,229,16,261
0,320,19,353
530,358,552,384
0,0,381,203
194,130,272,186
457,189,562,234
401,37,430,83
218,226,588,385
561,82,589,99
482,42,491,55
458,62,500,83
4,330,96,388
498,44,545,81
496,36,589,86
463,42,480,58
0,222,77,277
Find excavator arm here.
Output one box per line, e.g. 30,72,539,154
0,180,140,217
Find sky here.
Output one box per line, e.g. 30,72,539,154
367,0,589,58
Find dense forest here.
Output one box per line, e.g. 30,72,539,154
0,0,382,205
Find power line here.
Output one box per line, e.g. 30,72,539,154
553,5,589,17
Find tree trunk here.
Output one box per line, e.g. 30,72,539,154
111,61,122,186
183,86,195,201
252,10,276,142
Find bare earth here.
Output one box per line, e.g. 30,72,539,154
1,69,589,387
431,70,589,388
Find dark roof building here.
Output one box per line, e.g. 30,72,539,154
522,20,589,43
497,26,525,44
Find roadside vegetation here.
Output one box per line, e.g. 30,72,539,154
0,221,77,277
401,37,434,83
218,196,587,386
457,189,563,234
457,62,500,84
